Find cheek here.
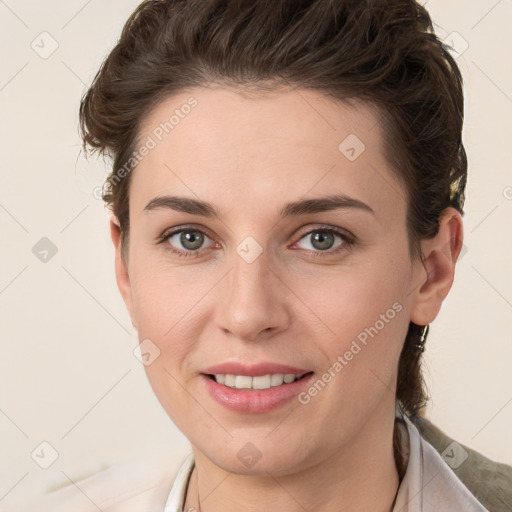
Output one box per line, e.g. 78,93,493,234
128,254,211,338
296,280,408,423
298,253,412,388
131,264,202,426
303,256,410,337
127,261,206,406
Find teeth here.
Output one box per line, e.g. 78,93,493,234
235,375,252,389
213,373,302,390
224,374,236,387
271,374,284,386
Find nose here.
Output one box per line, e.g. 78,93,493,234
214,248,291,342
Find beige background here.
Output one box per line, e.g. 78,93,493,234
0,0,511,506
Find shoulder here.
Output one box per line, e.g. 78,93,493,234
6,452,188,512
410,415,512,512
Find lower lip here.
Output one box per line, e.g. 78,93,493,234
201,373,315,414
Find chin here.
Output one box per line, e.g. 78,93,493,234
195,435,318,477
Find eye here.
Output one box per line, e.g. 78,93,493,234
294,227,352,254
159,226,216,258
158,224,354,259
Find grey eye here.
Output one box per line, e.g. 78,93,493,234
297,230,345,251
168,230,209,251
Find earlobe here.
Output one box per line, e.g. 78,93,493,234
410,207,464,326
110,217,137,330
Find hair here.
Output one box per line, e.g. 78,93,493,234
79,0,467,470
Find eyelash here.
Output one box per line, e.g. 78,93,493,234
157,224,355,259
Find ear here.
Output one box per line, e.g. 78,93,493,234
110,217,137,330
410,207,464,326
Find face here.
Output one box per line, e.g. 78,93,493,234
111,86,446,476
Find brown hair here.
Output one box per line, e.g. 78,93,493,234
79,0,466,428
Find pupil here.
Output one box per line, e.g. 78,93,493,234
312,231,333,250
181,231,203,250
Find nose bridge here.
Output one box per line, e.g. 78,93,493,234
231,245,270,298
216,241,289,340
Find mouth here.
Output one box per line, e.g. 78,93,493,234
204,372,313,390
200,368,315,414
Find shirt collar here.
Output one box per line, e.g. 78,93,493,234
393,410,486,511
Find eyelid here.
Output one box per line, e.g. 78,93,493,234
157,224,216,244
291,224,355,246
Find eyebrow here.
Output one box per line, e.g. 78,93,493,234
143,193,375,218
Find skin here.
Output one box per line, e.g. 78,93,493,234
110,86,463,512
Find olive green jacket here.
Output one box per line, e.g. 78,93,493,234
410,415,512,512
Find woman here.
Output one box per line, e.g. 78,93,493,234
22,0,512,510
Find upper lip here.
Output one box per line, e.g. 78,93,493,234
202,362,312,377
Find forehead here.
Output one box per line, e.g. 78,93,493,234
130,86,407,222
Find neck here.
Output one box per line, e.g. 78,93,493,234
184,407,400,512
